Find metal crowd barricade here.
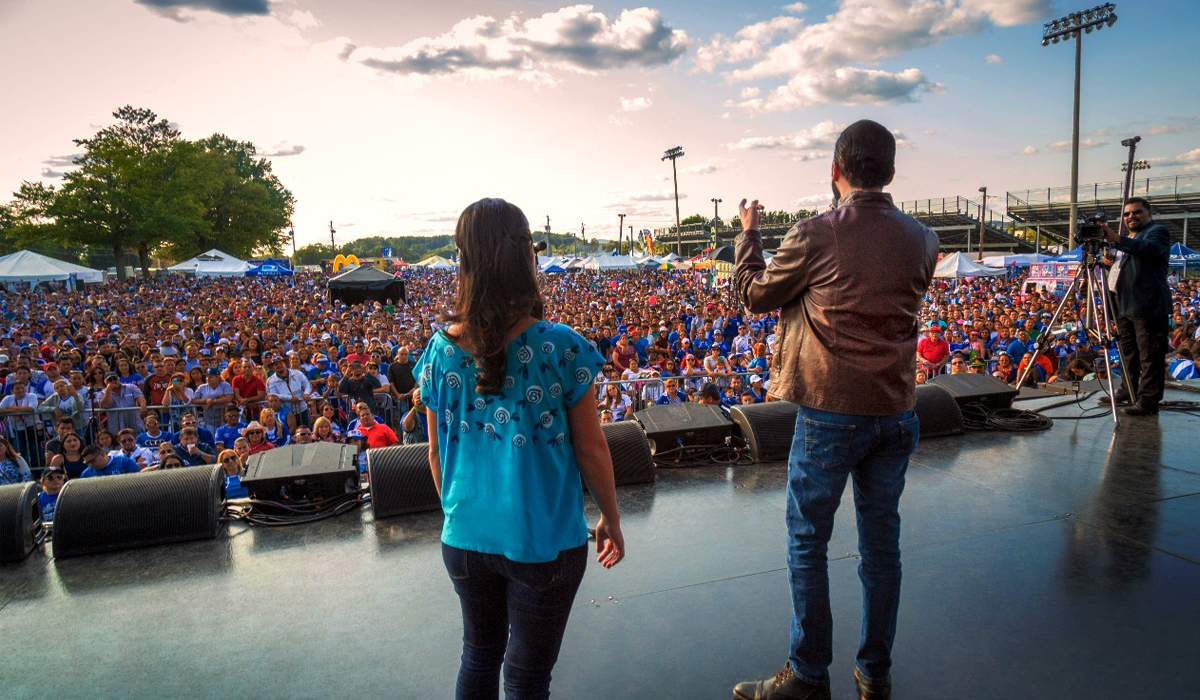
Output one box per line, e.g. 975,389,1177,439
593,370,770,415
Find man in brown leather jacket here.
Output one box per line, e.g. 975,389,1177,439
731,120,938,700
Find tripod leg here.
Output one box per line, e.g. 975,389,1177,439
1016,267,1084,390
1088,264,1124,426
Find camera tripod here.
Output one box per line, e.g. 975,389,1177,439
1015,242,1132,426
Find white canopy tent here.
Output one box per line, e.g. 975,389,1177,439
413,255,457,268
981,253,1053,267
583,254,639,271
168,249,250,277
933,252,1006,278
0,250,104,285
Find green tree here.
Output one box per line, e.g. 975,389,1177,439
0,181,64,257
681,213,707,227
184,134,294,260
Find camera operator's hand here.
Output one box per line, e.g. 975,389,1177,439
1102,250,1116,267
1101,220,1120,243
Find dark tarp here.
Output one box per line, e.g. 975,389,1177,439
709,245,735,264
327,265,407,306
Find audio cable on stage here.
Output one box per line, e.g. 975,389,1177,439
223,488,368,527
652,438,754,468
960,402,1054,432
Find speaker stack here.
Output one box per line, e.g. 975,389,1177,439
52,466,224,559
928,374,1019,411
729,401,799,462
914,383,965,438
600,420,655,485
367,444,442,519
0,482,43,564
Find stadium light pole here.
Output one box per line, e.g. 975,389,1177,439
662,146,685,255
1042,3,1118,251
618,213,625,255
977,187,987,261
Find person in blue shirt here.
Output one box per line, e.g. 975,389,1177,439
136,411,173,451
1169,347,1198,380
1006,329,1032,360
213,405,246,450
414,198,624,700
218,449,248,499
655,377,688,405
170,414,215,448
79,445,142,477
38,464,67,521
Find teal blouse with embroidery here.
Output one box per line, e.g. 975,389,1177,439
415,321,605,563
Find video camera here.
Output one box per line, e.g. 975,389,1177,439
1076,211,1114,256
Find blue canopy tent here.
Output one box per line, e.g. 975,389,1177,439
542,263,567,273
1169,242,1200,270
1049,246,1083,262
245,258,294,276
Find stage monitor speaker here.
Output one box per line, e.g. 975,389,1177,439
632,403,734,455
367,445,441,519
52,466,223,559
601,421,655,485
928,373,1018,411
243,442,359,504
915,383,964,439
729,401,799,462
0,482,42,564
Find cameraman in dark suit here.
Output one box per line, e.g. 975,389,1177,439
1101,197,1171,415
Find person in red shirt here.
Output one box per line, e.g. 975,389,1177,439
231,360,266,420
144,359,172,407
353,401,399,449
916,324,950,374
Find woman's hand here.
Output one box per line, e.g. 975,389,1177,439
594,514,624,568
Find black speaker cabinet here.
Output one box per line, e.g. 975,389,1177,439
367,444,441,519
601,421,655,485
915,383,965,439
928,373,1019,411
0,482,43,564
729,401,800,462
52,466,224,559
632,403,734,454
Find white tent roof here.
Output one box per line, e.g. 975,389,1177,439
583,254,639,270
933,252,1006,278
414,255,457,267
981,253,1052,267
0,250,104,283
168,249,249,277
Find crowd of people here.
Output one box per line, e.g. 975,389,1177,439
1,254,1198,520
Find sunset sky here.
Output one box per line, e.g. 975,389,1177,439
1,0,1197,249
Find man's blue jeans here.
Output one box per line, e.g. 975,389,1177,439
442,543,587,700
786,406,918,686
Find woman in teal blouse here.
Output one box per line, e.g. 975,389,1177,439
416,198,624,700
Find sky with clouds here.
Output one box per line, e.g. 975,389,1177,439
1,0,1197,248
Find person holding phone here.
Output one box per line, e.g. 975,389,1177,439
415,198,624,700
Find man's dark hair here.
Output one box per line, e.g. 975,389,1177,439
1125,196,1152,212
82,444,107,461
833,119,896,189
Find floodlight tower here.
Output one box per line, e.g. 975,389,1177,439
662,146,685,255
1042,3,1118,251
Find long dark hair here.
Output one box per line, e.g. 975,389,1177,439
441,198,544,394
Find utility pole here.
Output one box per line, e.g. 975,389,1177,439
329,221,336,250
290,226,296,256
544,215,551,255
662,146,685,256
618,213,625,255
580,223,585,256
977,187,987,261
629,226,634,254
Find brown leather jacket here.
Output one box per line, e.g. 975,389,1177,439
735,191,938,415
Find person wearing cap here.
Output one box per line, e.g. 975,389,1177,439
38,464,67,521
213,405,245,451
193,367,234,433
916,323,950,374
240,421,274,455
746,373,767,402
1067,335,1099,369
967,359,987,375
99,370,146,434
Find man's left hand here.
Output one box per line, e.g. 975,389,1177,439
738,198,764,233
1101,221,1120,243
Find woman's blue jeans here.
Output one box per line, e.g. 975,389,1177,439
786,406,918,686
443,543,588,700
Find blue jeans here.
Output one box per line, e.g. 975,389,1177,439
443,543,588,700
786,406,918,686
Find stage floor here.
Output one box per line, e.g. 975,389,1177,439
3,389,1200,700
